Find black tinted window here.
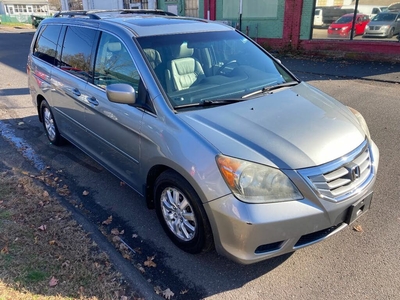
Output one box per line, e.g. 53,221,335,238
60,26,97,81
33,25,62,65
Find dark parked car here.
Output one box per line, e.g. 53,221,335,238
31,15,48,28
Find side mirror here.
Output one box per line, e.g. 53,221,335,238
106,83,136,104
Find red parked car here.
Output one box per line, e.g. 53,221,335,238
328,13,370,37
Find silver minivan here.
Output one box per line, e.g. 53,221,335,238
363,11,400,38
27,10,379,264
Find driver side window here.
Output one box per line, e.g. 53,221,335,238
94,32,139,90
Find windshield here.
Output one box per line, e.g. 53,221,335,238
137,31,296,109
372,13,396,22
335,16,353,24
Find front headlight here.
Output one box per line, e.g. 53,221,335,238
216,155,303,203
348,106,371,139
341,26,349,31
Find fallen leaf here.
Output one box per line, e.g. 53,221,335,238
18,122,24,126
102,216,113,225
180,289,189,295
62,260,70,268
163,288,174,299
112,236,121,243
49,240,57,245
144,256,157,268
122,253,131,260
134,247,142,254
43,191,49,198
120,230,124,235
111,228,120,235
119,243,128,251
138,266,145,273
57,185,70,196
154,286,162,295
353,225,363,232
38,225,47,231
132,233,138,238
1,245,9,254
82,190,89,196
49,276,58,287
120,181,126,187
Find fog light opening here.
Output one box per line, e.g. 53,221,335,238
255,241,283,254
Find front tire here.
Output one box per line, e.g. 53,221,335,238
388,28,394,39
154,170,213,254
40,100,63,146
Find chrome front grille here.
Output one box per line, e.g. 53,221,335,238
369,26,381,30
298,140,374,202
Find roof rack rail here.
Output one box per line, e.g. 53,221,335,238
53,11,101,19
53,9,176,19
119,9,176,16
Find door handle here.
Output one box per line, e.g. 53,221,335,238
88,96,99,106
72,88,81,96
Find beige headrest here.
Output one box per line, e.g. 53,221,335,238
171,43,194,59
107,42,122,52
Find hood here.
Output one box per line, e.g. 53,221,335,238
330,22,351,28
369,20,395,26
177,82,366,169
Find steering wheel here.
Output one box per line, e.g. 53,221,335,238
218,60,239,75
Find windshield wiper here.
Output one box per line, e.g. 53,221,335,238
174,98,244,109
242,81,300,99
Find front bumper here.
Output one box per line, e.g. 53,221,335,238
328,29,350,37
204,141,379,264
363,29,390,37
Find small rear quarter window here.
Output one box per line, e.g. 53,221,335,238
33,25,62,66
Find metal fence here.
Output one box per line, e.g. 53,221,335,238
0,14,33,24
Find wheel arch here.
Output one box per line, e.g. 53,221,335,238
145,162,210,210
36,94,46,122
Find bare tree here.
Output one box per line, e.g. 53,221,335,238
48,0,62,11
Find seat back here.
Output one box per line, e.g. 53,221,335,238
144,48,162,69
166,43,205,92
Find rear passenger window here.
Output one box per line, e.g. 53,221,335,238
59,26,97,82
93,32,140,90
33,25,62,65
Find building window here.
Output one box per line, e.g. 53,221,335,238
311,0,398,42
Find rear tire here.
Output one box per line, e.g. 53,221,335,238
154,170,214,254
40,100,63,146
